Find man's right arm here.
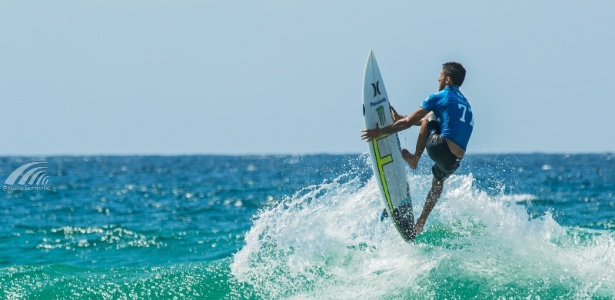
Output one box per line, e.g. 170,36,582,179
403,107,430,126
381,107,429,135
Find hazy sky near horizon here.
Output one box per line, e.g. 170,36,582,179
1,1,614,156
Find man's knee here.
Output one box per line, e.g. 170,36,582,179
420,115,434,133
426,116,440,136
427,113,438,122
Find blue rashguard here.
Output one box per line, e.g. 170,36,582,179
421,86,473,150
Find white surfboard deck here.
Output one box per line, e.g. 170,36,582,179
363,50,415,242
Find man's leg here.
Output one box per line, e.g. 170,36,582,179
414,177,444,234
402,117,429,169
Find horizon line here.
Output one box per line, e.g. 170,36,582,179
0,151,613,158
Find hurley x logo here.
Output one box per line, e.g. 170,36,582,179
371,81,381,97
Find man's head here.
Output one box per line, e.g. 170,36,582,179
438,62,466,91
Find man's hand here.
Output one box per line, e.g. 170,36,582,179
390,106,404,122
361,123,383,141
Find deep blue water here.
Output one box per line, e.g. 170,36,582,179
0,154,614,299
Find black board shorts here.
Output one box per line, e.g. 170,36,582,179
426,118,462,181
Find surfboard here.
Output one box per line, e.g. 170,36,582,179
362,50,416,242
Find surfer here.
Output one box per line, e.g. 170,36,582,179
361,62,473,235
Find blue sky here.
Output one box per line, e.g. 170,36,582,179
1,1,614,155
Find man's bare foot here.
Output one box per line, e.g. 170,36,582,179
401,149,419,169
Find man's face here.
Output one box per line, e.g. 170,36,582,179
438,69,450,91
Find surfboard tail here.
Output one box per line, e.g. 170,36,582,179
393,201,416,242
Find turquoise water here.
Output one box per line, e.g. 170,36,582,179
1,154,614,299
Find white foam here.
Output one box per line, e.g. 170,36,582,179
500,193,537,203
231,171,615,299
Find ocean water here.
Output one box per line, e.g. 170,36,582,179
0,154,614,299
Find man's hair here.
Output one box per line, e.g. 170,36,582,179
442,62,466,86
